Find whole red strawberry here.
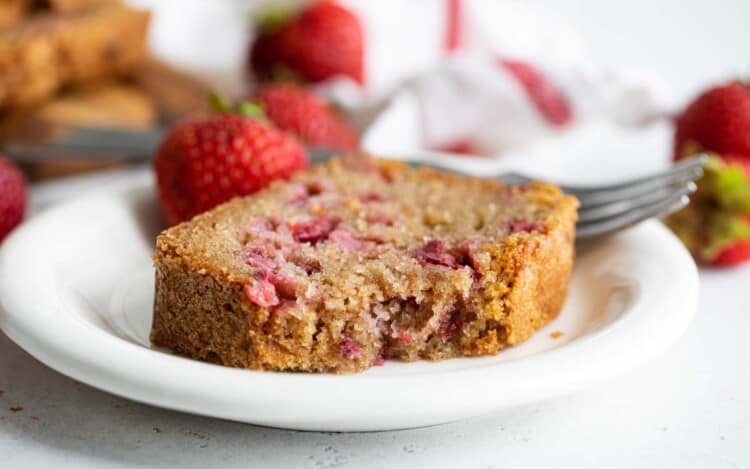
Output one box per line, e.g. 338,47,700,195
256,84,358,151
674,81,750,160
249,1,364,85
0,157,27,243
667,155,750,267
154,114,308,225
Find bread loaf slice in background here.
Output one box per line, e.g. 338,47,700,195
0,1,150,109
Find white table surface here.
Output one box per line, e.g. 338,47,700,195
2,1,750,467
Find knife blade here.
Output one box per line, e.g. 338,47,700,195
2,127,167,163
2,126,338,164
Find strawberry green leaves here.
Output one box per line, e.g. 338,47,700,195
667,154,750,265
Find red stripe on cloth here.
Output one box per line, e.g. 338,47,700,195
438,139,477,155
443,0,463,52
499,59,573,127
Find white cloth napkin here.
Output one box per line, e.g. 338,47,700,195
313,0,675,156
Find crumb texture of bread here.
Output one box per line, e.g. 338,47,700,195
0,1,149,109
151,155,579,373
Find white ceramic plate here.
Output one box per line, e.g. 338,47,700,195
0,171,698,431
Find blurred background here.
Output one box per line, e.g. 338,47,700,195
129,0,750,102
1,0,748,181
527,0,749,100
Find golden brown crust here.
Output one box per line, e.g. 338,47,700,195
38,0,112,13
151,155,578,373
0,0,113,26
0,2,150,109
0,0,26,28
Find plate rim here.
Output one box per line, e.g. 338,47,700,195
0,171,700,431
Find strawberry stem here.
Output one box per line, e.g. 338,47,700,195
210,91,233,114
237,101,265,119
254,5,295,35
667,154,750,262
209,92,267,121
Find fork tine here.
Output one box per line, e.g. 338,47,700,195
560,154,705,205
576,192,690,240
564,154,707,193
578,181,697,223
571,164,703,206
494,155,706,206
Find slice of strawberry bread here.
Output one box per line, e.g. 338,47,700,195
151,154,578,373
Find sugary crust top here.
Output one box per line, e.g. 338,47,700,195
157,154,577,284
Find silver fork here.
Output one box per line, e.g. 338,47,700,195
354,152,704,242
3,126,706,242
495,154,706,241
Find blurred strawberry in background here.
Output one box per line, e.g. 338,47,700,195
673,82,750,160
0,157,27,243
255,84,359,151
249,1,364,85
668,81,750,267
